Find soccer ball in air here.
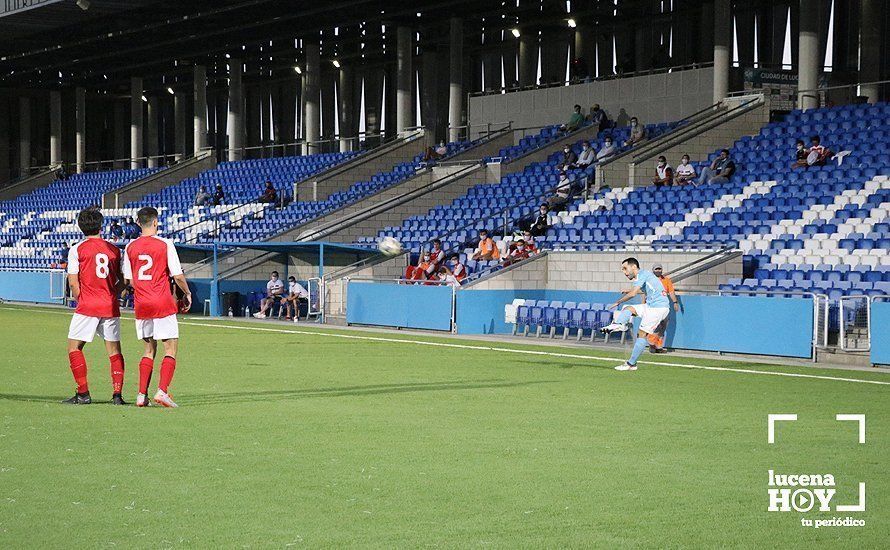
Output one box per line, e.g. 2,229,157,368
377,236,403,256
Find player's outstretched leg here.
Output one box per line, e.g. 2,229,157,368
153,339,178,408
63,341,91,404
615,330,648,371
136,338,156,407
602,306,634,334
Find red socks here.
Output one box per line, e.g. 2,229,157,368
138,357,154,394
159,356,176,393
68,350,88,394
109,354,125,394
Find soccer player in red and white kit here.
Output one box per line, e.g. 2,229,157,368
122,207,192,408
64,208,127,405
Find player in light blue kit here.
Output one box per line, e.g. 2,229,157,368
600,257,671,371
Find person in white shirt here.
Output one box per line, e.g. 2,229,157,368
546,172,574,211
596,137,617,163
651,155,673,187
576,141,596,168
675,154,697,184
254,271,285,319
280,276,309,321
435,141,448,157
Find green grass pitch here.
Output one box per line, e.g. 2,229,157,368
0,305,887,548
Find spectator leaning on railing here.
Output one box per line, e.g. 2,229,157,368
502,239,531,267
596,136,617,163
447,254,467,284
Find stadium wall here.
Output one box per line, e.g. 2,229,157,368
346,281,453,331
0,270,64,305
469,67,714,132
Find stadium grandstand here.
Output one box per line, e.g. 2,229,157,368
0,1,888,546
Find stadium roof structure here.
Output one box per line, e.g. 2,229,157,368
177,241,378,275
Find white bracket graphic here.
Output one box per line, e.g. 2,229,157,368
836,482,866,512
836,414,866,444
768,414,797,444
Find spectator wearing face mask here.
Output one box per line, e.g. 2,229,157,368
589,104,610,132
503,239,531,267
623,117,646,147
651,156,673,187
674,155,697,185
526,204,550,237
546,172,574,212
791,139,808,169
447,255,467,284
557,144,578,171
472,230,500,261
576,141,596,169
807,135,832,166
597,137,617,163
696,148,735,185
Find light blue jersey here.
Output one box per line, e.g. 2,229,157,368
633,269,670,308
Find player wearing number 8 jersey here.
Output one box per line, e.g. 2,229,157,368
123,207,192,408
64,208,127,405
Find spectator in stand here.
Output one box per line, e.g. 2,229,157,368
589,104,609,133
472,229,500,261
422,145,443,162
696,148,735,185
253,271,285,318
109,219,124,241
623,117,646,147
674,155,697,185
280,276,309,321
502,239,531,267
194,185,212,206
429,239,445,271
807,135,832,166
447,254,467,284
527,204,550,237
405,251,436,281
546,172,574,212
213,183,225,205
790,139,808,169
597,136,618,163
557,144,578,171
576,141,596,169
522,231,539,254
124,217,140,239
652,156,673,187
259,181,278,204
435,141,448,157
649,264,680,353
560,104,585,132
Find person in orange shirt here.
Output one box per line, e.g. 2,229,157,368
648,264,680,352
404,251,435,282
471,229,500,261
447,255,467,284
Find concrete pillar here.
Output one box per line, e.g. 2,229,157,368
174,91,187,161
114,100,128,169
338,65,354,152
303,42,320,154
0,94,9,184
227,59,244,161
797,0,820,110
146,96,160,168
859,0,881,103
75,88,85,174
448,17,464,142
49,91,62,167
19,97,31,173
130,77,144,169
518,33,536,87
712,0,731,103
194,65,208,153
259,85,271,152
396,26,414,134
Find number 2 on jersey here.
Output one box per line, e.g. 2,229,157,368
137,254,153,281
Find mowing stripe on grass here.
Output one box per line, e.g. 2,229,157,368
4,306,888,386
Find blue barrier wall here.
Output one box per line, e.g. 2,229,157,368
456,289,619,335
189,278,275,315
347,282,453,331
456,289,814,358
871,301,890,365
0,270,64,304
665,295,814,358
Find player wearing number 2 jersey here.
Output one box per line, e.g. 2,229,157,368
64,208,127,405
123,207,192,408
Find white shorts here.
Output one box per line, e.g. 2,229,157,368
136,314,180,341
624,303,670,334
68,314,121,343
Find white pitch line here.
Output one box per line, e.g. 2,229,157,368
3,306,889,386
